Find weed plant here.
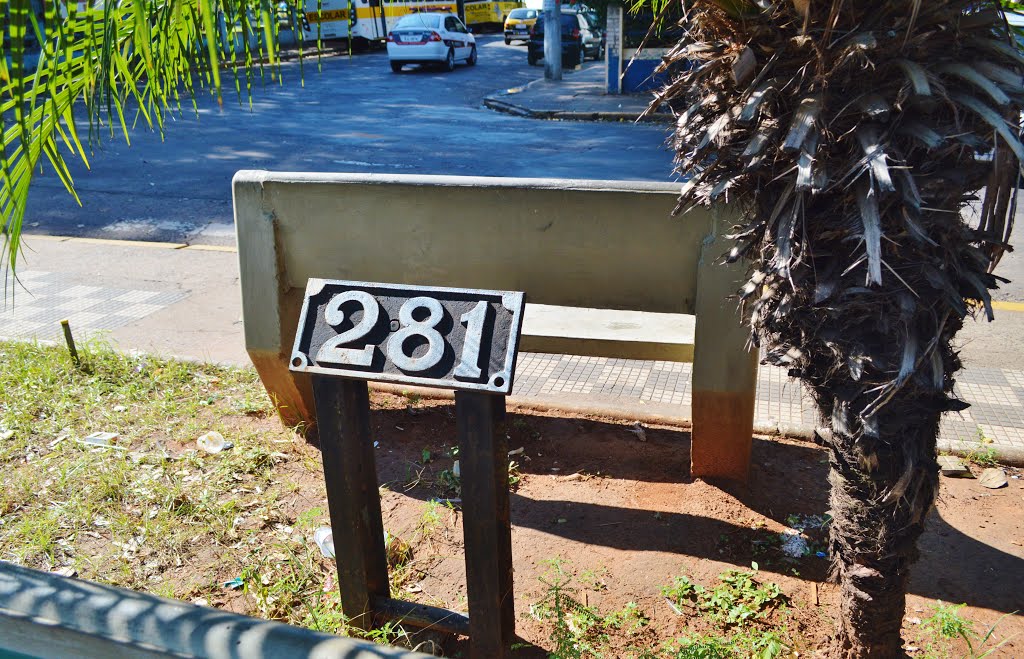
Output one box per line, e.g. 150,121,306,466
919,601,1017,658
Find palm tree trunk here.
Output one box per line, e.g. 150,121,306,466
816,393,941,657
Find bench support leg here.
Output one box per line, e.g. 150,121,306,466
312,376,390,631
691,220,759,482
457,391,515,658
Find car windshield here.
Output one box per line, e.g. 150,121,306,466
508,9,533,19
396,13,441,29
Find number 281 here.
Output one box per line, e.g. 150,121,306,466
315,292,488,380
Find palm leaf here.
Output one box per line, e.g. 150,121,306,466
2,0,303,278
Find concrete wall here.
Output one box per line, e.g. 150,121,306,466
234,172,758,480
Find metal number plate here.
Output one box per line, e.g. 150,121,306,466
289,279,525,394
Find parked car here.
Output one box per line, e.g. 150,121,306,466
527,11,604,67
503,8,540,44
386,12,477,73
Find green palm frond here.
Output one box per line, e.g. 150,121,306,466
1,0,304,277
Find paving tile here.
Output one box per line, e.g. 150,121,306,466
0,270,186,341
5,273,1024,460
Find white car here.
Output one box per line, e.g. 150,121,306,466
386,12,477,73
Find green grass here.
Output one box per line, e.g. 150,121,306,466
0,341,316,604
0,340,819,657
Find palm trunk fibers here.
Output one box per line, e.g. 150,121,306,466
819,399,941,657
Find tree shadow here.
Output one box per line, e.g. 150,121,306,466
309,400,1024,614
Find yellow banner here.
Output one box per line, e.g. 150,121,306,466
306,9,348,22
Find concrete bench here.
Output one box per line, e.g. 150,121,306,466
233,172,758,481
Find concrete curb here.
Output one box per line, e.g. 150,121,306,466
483,75,672,124
483,96,673,123
368,383,1024,466
7,334,1022,466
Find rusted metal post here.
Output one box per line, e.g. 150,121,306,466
311,376,390,631
456,391,515,657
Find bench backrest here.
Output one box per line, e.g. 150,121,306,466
234,171,758,482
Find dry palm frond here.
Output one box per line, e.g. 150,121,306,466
652,0,1020,441
652,0,1021,654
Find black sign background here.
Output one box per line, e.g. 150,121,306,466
290,280,525,394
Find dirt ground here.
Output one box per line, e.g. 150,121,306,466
163,388,1019,654
210,391,1022,657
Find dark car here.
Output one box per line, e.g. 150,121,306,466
527,11,604,67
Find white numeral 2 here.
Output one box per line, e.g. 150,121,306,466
315,290,379,366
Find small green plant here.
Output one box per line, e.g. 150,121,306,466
360,619,414,646
300,590,347,633
662,575,701,608
660,567,790,659
418,500,444,536
294,507,324,530
920,601,1018,658
964,428,999,467
923,602,973,642
531,559,650,658
739,628,788,659
508,459,522,489
531,558,589,659
602,601,649,634
579,568,608,592
436,468,461,496
663,634,734,659
664,565,785,626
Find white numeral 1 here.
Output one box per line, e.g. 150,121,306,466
454,301,488,380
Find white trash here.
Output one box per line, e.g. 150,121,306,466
314,527,336,559
197,431,233,454
780,529,809,557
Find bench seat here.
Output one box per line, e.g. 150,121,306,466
521,304,695,362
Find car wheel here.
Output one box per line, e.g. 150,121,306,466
390,61,403,73
467,45,477,66
504,37,511,45
443,48,455,72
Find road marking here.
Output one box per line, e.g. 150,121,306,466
14,235,1024,309
23,234,237,253
993,300,1024,313
183,244,238,253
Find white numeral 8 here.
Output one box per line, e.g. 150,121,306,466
387,297,445,372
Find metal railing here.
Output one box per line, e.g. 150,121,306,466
0,561,432,659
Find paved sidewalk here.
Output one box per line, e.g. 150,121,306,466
483,61,671,123
3,235,1022,464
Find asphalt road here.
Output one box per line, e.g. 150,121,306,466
23,35,677,246
17,34,1023,369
